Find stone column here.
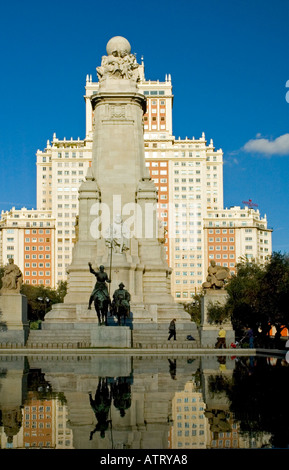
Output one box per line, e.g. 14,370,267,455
200,290,235,348
0,294,29,346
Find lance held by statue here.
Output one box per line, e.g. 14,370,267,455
88,263,111,325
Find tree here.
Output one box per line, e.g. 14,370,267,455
225,258,264,338
20,281,67,322
258,252,289,341
184,293,203,325
207,301,230,325
0,266,67,323
224,252,289,346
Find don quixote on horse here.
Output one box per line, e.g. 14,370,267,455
88,263,131,326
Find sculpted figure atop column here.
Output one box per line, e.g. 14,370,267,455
1,259,23,294
202,260,230,289
96,36,140,83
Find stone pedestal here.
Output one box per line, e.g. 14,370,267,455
200,290,235,348
0,294,29,346
90,325,131,348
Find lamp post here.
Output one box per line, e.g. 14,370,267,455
37,297,50,316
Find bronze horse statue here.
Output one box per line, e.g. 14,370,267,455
88,263,111,325
93,291,110,326
111,299,130,325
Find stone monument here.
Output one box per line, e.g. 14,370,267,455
200,260,234,347
43,36,193,346
0,259,29,346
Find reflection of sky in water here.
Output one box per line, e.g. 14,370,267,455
0,354,288,449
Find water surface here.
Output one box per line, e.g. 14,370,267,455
0,353,288,449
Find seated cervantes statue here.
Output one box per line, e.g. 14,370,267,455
1,259,23,294
202,260,230,289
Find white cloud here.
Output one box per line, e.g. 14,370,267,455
243,133,289,156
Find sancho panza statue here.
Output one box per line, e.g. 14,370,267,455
202,260,230,289
1,259,23,294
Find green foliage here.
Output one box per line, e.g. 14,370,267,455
225,257,264,335
29,320,41,330
224,252,289,343
207,301,230,325
184,293,203,325
20,281,67,322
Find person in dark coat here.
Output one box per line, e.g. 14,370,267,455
168,319,176,340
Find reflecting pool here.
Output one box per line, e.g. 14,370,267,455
0,353,288,449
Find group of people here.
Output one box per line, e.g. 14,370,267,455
215,326,254,349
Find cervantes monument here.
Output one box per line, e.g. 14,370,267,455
44,37,193,344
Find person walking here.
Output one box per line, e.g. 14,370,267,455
247,327,254,349
215,326,226,349
168,319,176,341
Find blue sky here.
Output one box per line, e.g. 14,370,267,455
0,0,288,252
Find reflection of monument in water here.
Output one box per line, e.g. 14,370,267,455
43,36,196,347
27,355,202,449
0,357,29,448
0,355,273,449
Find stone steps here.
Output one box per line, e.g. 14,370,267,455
132,326,200,349
132,341,199,349
0,341,26,349
26,330,91,349
12,321,201,350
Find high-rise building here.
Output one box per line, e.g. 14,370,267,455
0,207,55,287
203,205,272,275
0,59,272,299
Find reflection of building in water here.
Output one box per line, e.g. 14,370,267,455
55,401,74,449
209,417,271,449
3,392,73,449
207,414,240,448
23,392,55,448
169,380,209,449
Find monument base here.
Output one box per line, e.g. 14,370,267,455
200,325,235,349
41,301,199,348
200,290,235,348
0,294,29,346
91,325,131,348
43,300,191,326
